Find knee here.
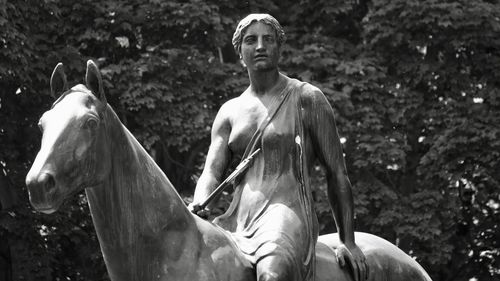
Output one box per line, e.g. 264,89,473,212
257,258,293,281
258,272,290,281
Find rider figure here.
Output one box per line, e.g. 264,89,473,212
189,13,367,281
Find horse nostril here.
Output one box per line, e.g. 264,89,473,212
39,173,56,190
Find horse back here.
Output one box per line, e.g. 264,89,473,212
316,232,433,281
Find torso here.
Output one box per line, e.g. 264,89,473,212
225,76,288,159
214,76,318,281
217,75,313,223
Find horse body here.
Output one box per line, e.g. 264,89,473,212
26,61,432,281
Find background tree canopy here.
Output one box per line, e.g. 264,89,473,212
1,0,499,280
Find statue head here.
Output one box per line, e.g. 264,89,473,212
232,14,286,55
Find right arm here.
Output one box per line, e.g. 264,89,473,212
190,102,232,210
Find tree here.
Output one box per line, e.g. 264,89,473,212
362,1,500,278
0,0,498,280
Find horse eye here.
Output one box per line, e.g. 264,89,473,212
85,118,99,130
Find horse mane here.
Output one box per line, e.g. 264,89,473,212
99,96,187,207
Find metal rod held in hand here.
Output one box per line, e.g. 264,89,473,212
199,148,261,210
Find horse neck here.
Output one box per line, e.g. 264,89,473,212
85,107,197,258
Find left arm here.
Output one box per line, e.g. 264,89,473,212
301,88,367,281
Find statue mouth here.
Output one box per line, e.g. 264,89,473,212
28,184,62,214
33,205,58,214
29,195,60,214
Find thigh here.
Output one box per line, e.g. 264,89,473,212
256,254,295,281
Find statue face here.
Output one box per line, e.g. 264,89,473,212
240,21,280,72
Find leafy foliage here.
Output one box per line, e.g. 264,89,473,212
1,0,499,280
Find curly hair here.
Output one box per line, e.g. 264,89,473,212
232,14,286,54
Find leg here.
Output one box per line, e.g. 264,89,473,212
249,205,314,281
256,254,296,281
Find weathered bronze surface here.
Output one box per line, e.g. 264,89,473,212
26,53,432,281
189,14,433,281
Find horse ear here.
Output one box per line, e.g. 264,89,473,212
50,63,68,98
85,60,107,105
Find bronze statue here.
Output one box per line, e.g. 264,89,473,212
189,13,366,281
26,45,432,281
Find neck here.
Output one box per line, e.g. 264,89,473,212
248,68,281,95
85,109,198,281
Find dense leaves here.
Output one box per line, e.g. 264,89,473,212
0,0,499,280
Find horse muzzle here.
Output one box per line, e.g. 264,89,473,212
25,171,60,214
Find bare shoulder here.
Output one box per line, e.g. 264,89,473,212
217,95,247,120
218,88,259,116
214,91,256,131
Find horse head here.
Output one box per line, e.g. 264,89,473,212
26,60,112,214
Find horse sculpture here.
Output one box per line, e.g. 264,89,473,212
26,61,433,281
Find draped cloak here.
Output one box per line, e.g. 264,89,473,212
214,77,321,281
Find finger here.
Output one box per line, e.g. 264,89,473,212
361,259,368,280
198,210,209,219
352,262,360,281
363,259,368,280
336,251,346,267
346,256,359,281
357,261,363,281
191,207,201,214
359,259,365,281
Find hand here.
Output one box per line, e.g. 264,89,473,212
335,242,368,281
187,203,210,219
187,202,202,213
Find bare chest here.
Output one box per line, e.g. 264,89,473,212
227,100,270,157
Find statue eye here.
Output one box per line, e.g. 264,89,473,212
85,117,99,130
